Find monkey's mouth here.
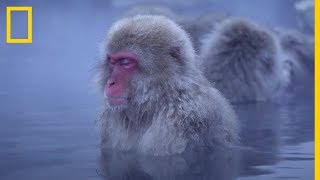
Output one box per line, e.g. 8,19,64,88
107,96,127,106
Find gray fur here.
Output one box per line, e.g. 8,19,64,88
96,15,239,156
272,28,314,96
274,27,314,74
200,18,288,104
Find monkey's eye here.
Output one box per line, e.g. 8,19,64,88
119,58,133,67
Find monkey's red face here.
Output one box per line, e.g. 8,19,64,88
104,52,138,106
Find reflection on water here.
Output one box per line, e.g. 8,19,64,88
238,142,313,180
99,148,239,180
0,1,314,180
236,101,314,179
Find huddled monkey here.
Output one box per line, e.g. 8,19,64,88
96,15,239,156
199,17,314,103
199,18,288,103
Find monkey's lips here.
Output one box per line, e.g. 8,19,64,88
107,96,127,106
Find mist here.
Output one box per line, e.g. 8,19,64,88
0,1,314,179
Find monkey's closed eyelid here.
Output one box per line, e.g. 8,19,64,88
119,58,132,65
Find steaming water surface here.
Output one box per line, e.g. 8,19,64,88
0,1,314,179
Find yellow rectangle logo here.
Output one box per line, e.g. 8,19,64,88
6,6,33,44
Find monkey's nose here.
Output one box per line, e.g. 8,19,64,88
107,79,116,87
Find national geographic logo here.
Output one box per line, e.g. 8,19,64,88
6,6,33,44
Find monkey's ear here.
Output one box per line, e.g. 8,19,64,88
169,47,183,64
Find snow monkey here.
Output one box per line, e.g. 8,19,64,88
96,15,239,156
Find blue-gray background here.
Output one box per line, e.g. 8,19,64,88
0,0,314,179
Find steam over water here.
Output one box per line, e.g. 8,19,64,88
0,0,314,179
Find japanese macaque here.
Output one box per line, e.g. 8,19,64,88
96,15,239,156
199,18,289,104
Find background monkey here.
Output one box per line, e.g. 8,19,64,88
199,17,313,104
199,18,286,103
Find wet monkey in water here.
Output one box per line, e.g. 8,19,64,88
96,15,239,156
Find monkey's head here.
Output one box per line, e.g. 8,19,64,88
100,15,196,108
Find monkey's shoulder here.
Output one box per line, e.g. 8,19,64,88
170,86,239,146
172,85,237,127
